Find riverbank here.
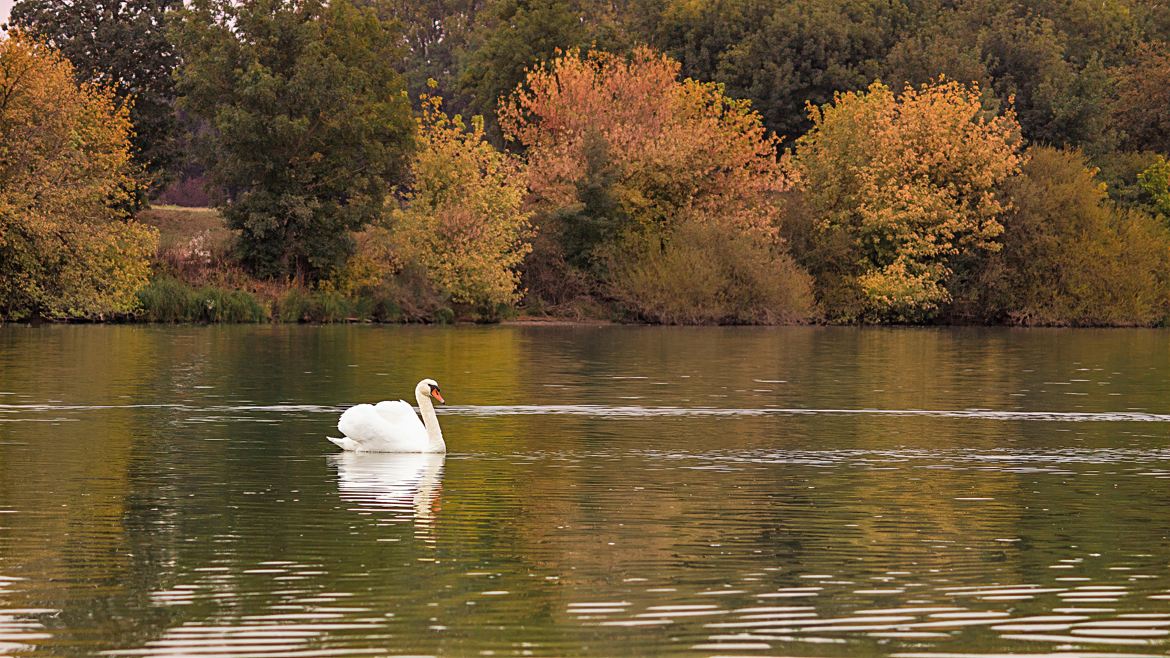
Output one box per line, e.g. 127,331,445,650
98,205,1167,328
134,207,624,325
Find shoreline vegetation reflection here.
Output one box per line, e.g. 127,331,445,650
2,326,1170,655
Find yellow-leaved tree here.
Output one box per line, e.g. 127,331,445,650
348,91,531,318
790,79,1023,322
0,33,157,320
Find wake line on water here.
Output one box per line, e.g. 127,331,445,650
447,405,1170,423
1,403,1170,423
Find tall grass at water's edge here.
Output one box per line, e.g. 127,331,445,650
134,276,470,324
136,276,267,323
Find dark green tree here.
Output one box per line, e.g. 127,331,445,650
883,1,1115,150
357,0,486,116
172,0,414,282
1025,0,1142,65
458,0,590,138
714,0,915,140
9,0,182,190
648,0,773,83
549,129,626,271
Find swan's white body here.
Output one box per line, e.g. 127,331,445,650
330,379,445,453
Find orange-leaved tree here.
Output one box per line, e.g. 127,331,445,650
498,47,813,323
0,32,156,320
791,79,1023,323
347,91,531,318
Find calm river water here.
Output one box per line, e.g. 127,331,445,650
1,325,1169,657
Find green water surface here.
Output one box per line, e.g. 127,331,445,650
1,325,1169,657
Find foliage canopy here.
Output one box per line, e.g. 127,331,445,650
792,78,1023,322
0,33,157,320
500,47,813,322
172,0,414,282
959,147,1170,326
351,92,532,313
10,0,182,190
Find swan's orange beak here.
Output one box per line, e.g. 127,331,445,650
431,389,445,404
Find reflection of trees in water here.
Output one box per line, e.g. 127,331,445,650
2,326,1170,654
492,327,1170,603
0,327,161,649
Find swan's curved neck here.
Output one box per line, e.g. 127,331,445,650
415,389,445,452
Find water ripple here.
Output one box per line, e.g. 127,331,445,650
5,402,1170,423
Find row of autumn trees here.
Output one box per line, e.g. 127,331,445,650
3,0,1170,324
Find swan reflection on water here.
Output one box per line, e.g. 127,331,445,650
330,453,445,536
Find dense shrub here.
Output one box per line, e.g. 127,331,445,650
1094,150,1166,209
377,263,449,322
499,47,801,321
265,286,349,323
954,147,1170,326
606,219,815,324
273,286,405,323
342,93,530,322
779,189,870,323
136,277,196,323
198,287,268,323
383,94,531,309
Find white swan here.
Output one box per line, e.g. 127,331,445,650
329,379,446,453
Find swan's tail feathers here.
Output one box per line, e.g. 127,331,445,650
328,436,361,451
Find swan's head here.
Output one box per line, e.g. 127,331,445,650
416,378,444,404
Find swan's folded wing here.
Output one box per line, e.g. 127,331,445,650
374,400,425,430
337,400,428,451
338,403,380,441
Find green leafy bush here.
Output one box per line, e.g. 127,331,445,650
274,287,364,323
195,287,267,323
136,276,198,322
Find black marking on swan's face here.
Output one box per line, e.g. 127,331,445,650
427,382,444,404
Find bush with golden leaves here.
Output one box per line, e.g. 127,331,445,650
349,93,531,316
792,79,1023,322
0,33,157,320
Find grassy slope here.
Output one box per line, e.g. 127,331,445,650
137,205,234,252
